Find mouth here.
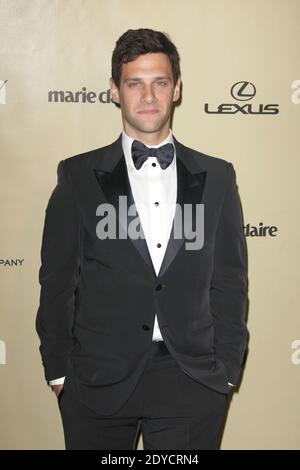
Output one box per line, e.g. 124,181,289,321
137,109,159,114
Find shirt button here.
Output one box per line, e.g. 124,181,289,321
157,243,161,248
152,162,156,167
154,202,159,206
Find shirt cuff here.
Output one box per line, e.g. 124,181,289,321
228,382,235,387
48,377,65,386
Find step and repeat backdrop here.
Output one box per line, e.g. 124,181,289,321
0,0,299,449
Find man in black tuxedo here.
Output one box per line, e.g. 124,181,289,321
36,28,248,450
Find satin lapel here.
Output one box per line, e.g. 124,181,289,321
157,141,207,278
93,135,156,277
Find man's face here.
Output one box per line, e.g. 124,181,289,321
110,53,181,139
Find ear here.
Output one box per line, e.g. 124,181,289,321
172,77,181,103
109,78,120,104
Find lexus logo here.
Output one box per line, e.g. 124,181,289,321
230,81,256,101
204,80,279,115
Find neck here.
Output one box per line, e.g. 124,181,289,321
123,125,170,146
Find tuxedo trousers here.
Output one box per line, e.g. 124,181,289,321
58,341,229,450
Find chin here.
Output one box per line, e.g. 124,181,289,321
139,126,163,134
137,120,166,132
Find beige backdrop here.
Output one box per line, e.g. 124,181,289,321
0,0,299,450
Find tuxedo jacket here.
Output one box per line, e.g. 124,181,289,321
36,133,248,415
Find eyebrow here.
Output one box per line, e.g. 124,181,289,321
124,76,171,82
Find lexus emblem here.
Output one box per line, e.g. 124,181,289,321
230,81,256,101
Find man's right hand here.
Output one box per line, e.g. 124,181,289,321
52,384,64,398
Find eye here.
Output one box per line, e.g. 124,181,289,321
128,82,139,87
157,81,167,86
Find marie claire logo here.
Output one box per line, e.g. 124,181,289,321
205,81,279,115
48,87,112,103
244,222,278,237
0,79,7,104
95,197,204,250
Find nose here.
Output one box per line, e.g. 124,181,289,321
140,84,157,104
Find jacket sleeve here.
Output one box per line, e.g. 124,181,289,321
36,160,81,382
210,162,248,385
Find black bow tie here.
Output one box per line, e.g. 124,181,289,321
131,139,174,170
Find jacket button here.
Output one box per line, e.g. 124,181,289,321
143,324,150,331
156,284,166,291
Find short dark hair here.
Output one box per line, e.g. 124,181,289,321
111,28,181,89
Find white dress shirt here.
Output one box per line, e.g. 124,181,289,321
122,128,177,342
